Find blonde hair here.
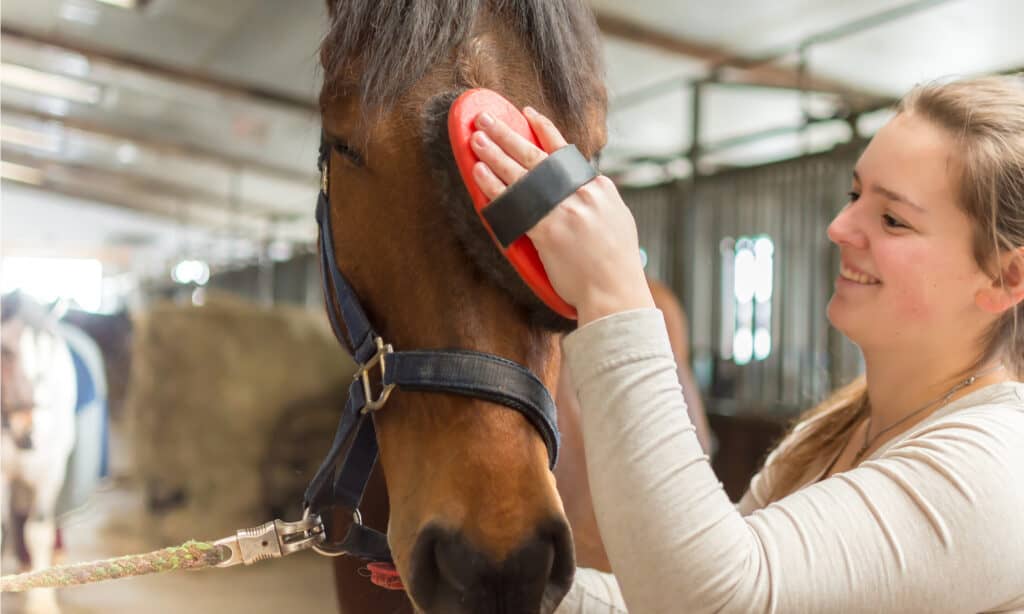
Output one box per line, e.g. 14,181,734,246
763,75,1024,502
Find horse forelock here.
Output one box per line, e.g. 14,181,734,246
320,1,606,332
319,0,606,141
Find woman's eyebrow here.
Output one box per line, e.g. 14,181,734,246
853,170,925,213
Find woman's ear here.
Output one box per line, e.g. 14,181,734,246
976,247,1024,314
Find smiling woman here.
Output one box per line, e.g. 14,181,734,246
466,73,1024,612
765,76,1024,500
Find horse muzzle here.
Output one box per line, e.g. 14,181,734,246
406,518,575,614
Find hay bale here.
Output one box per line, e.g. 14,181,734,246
125,292,356,543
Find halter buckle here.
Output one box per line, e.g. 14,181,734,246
356,336,396,414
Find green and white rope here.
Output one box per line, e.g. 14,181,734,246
0,540,231,592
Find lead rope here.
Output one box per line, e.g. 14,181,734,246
0,541,229,592
0,514,403,593
0,543,404,593
0,543,403,593
0,540,403,593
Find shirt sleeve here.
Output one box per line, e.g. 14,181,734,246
561,308,1024,614
556,567,629,613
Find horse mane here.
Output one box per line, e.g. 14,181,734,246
320,0,604,134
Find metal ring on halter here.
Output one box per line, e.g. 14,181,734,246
303,506,364,557
355,336,397,414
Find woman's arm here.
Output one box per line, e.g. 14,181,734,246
647,278,714,455
563,308,1024,614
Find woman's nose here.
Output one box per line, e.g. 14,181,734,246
826,204,867,249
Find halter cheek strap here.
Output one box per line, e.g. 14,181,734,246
304,137,560,563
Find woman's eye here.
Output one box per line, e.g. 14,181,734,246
882,213,907,229
847,191,860,202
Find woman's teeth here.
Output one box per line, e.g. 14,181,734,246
840,265,880,285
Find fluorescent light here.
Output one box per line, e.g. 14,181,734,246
38,97,71,117
1,63,102,104
0,161,44,185
95,0,138,7
171,259,210,286
116,143,138,164
58,2,100,25
1,124,62,153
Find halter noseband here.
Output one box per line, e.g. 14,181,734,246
303,135,561,563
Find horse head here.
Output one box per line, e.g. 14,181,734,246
2,292,52,449
1,318,35,449
317,2,607,612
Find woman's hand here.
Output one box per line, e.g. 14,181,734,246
470,107,655,325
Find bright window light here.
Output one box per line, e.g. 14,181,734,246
733,328,754,366
754,237,774,303
753,327,772,361
171,259,210,286
726,234,775,365
2,257,103,312
733,244,757,304
1,63,102,105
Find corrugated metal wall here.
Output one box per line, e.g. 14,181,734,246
624,144,866,417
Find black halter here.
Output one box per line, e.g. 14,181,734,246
303,135,561,562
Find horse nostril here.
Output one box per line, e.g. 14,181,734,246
409,520,575,614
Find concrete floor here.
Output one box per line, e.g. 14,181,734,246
2,483,338,614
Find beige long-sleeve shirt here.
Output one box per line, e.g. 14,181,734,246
556,308,1024,614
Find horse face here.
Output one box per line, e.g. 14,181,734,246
320,88,575,613
1,320,35,449
318,3,607,610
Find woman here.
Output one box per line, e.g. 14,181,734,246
469,76,1024,613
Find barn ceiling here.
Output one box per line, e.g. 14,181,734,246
1,0,1021,282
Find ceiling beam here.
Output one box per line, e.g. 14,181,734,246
594,12,888,108
3,103,317,186
1,26,318,113
1,148,305,225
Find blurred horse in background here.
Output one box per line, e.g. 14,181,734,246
1,291,109,614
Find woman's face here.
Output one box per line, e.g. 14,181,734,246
826,112,995,352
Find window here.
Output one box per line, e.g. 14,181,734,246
2,257,103,312
720,235,774,365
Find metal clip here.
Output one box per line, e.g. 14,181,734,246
356,336,397,414
214,515,325,568
309,507,363,557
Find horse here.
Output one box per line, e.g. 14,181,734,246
315,1,610,612
1,292,78,614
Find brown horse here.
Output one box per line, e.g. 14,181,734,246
316,1,609,612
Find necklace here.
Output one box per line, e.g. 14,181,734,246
854,364,1006,463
